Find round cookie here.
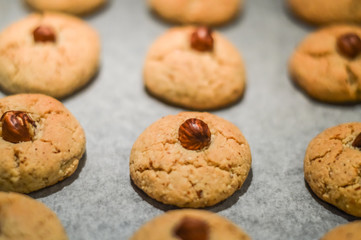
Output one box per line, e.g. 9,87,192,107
289,25,361,103
0,12,100,99
130,112,252,208
304,122,361,217
288,0,361,25
0,94,86,193
321,221,361,240
0,192,68,240
130,209,251,240
144,26,246,110
148,0,242,26
25,0,106,15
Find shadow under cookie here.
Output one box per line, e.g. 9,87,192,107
304,180,360,221
28,152,87,199
130,169,252,212
144,85,246,111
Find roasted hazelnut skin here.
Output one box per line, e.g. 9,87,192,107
33,25,56,43
352,133,361,149
174,217,209,240
1,111,36,143
337,33,361,59
190,27,214,52
178,118,211,151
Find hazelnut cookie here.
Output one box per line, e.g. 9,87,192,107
288,0,361,25
304,122,361,217
0,94,86,193
0,12,100,98
130,112,252,208
130,209,251,240
0,192,68,240
148,0,242,26
321,221,361,240
144,26,246,110
289,25,361,103
25,0,106,15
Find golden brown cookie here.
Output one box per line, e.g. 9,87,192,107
0,94,86,193
25,0,106,15
288,0,361,25
130,112,252,208
289,25,361,103
148,0,242,26
321,221,361,240
144,26,246,110
304,122,361,217
0,12,100,99
130,209,251,240
0,192,68,240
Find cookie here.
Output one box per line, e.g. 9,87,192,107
25,0,106,15
144,26,246,110
304,122,361,217
289,25,361,103
0,192,68,240
288,0,361,25
130,209,251,240
148,0,242,26
0,94,86,193
130,112,251,208
0,12,100,99
321,221,361,240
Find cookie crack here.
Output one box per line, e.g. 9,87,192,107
345,65,359,97
39,139,61,154
304,51,333,59
14,150,20,168
309,149,332,162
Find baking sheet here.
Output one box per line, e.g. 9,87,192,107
0,0,360,239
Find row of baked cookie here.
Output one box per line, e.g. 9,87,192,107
1,93,351,218
4,189,359,240
25,0,361,26
0,93,360,238
2,193,360,240
1,12,359,108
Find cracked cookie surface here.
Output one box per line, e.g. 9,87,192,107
0,12,100,98
25,0,106,15
0,192,68,240
129,112,251,208
288,0,361,25
148,0,242,25
0,94,86,193
289,25,361,103
143,26,246,110
131,209,251,240
304,122,361,217
321,221,361,240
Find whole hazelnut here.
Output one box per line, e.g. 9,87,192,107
352,133,361,149
337,33,361,59
190,27,214,52
1,111,36,143
174,217,209,240
178,118,211,151
33,25,56,43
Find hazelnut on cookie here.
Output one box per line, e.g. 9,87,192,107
130,112,252,208
130,209,251,240
304,122,361,217
289,25,361,103
0,12,100,98
144,26,246,110
0,94,86,193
